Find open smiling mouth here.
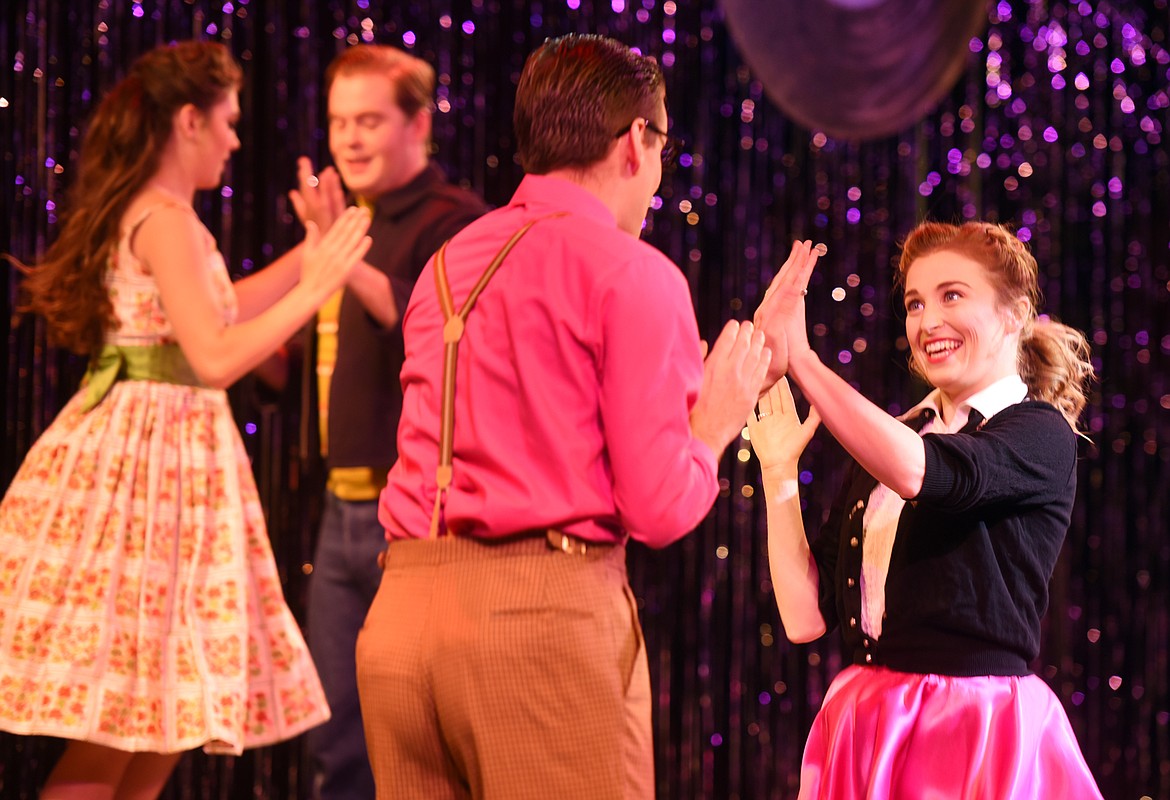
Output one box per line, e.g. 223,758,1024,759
924,340,962,360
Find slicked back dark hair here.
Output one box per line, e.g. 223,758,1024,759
514,34,664,175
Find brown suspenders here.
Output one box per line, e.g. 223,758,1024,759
428,213,567,538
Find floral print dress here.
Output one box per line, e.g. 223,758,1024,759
0,203,329,754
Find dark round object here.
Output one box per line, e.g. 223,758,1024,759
720,0,989,140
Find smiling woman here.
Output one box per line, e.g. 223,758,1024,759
901,250,1029,424
748,222,1100,798
896,222,1094,428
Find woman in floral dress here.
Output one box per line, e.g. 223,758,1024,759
0,41,371,798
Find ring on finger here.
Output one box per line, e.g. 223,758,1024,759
307,175,320,188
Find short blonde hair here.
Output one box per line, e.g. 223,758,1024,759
325,45,435,118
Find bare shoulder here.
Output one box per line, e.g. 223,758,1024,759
124,191,209,273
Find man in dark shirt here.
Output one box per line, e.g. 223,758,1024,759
290,44,485,800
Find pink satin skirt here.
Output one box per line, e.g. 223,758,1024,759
798,665,1102,799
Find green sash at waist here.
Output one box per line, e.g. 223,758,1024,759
81,343,203,411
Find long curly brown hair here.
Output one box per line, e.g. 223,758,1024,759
19,40,242,355
895,221,1095,430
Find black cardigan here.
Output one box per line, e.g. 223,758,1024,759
811,400,1077,676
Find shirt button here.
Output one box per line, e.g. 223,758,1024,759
865,654,873,664
850,537,859,548
863,639,870,648
847,577,855,588
849,617,857,628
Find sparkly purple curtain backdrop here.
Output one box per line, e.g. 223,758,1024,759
1,1,1168,798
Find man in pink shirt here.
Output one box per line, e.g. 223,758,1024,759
356,34,770,800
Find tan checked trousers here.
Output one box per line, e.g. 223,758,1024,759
355,534,654,800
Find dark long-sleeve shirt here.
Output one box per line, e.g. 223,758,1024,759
328,163,486,471
812,397,1078,676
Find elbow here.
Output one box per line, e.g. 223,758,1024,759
625,518,695,550
173,333,248,390
196,372,234,391
892,479,922,501
896,446,928,498
784,619,827,644
864,438,926,499
618,485,715,548
888,463,926,500
189,359,236,391
622,499,711,548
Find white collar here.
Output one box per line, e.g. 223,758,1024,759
904,374,1028,427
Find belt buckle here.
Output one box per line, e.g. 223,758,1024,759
546,529,587,556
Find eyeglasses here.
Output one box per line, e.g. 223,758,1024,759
614,119,683,169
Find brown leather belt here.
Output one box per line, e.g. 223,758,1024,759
377,528,615,569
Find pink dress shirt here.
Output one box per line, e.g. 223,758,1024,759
379,174,719,547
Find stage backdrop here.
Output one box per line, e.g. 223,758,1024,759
2,1,1168,798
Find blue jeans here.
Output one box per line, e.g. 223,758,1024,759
307,492,387,800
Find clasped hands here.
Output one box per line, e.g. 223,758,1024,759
690,239,825,461
753,239,825,386
746,240,826,470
